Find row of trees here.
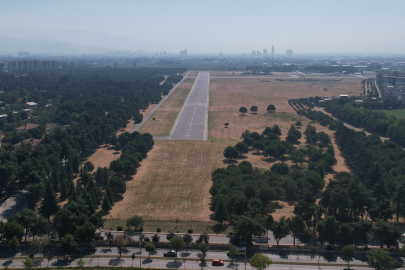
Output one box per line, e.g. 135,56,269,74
238,105,276,116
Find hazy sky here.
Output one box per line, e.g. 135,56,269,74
1,0,405,54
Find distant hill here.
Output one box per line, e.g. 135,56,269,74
0,28,192,54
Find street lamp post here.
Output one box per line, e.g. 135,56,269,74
244,247,246,270
139,242,142,268
39,239,42,268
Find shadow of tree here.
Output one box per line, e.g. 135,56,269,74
142,258,153,264
222,159,238,164
108,257,125,266
180,252,190,258
166,261,182,268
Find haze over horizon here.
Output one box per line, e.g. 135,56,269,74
1,0,405,55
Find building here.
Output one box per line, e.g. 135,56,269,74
0,62,4,72
257,51,261,56
26,102,38,108
14,138,42,150
7,60,58,71
16,123,39,133
180,49,187,57
286,49,293,57
339,94,349,99
358,61,368,66
18,52,30,57
263,49,268,56
272,46,274,58
252,51,256,56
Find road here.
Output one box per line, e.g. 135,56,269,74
0,246,378,269
0,190,28,222
131,72,190,133
169,71,210,140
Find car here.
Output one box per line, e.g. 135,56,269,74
212,259,224,266
163,250,177,257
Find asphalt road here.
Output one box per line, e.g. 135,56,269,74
0,246,377,269
131,72,190,133
169,71,210,140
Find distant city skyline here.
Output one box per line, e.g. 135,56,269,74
1,0,405,54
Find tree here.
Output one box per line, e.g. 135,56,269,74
367,249,396,270
288,215,306,246
250,106,258,114
83,161,94,173
263,145,277,159
197,233,210,244
374,221,401,248
213,195,228,225
223,146,239,161
267,104,276,112
166,232,175,241
126,215,144,231
249,253,273,270
30,237,49,255
10,236,20,254
46,252,54,267
316,215,339,246
152,234,160,247
289,149,305,166
295,120,302,128
2,221,24,241
300,229,312,246
59,234,78,256
252,141,265,154
224,123,229,128
235,142,249,156
228,245,240,263
108,176,126,196
239,107,248,115
270,163,289,175
264,215,274,246
115,234,129,257
76,259,86,269
169,235,185,261
234,215,265,246
145,242,156,258
200,244,210,262
342,245,355,269
40,181,60,219
102,194,112,212
183,234,193,250
76,222,96,242
22,256,33,269
272,216,290,246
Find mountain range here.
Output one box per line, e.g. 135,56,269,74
0,28,194,54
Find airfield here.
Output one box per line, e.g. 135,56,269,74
81,71,361,224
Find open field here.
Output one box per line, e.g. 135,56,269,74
378,109,405,119
139,79,195,136
110,77,359,222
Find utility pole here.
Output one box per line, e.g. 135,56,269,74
140,242,142,268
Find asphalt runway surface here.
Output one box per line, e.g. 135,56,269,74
169,71,209,140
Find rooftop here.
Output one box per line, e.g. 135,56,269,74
16,123,39,130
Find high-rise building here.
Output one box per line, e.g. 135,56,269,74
257,51,261,56
180,49,188,56
263,49,268,56
286,49,293,57
272,46,274,58
0,62,4,72
252,51,256,56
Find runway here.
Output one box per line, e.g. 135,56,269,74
169,71,209,140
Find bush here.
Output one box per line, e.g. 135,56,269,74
144,237,150,242
139,227,143,232
188,229,193,234
117,226,123,231
157,228,161,232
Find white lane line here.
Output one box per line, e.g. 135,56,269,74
191,116,194,121
204,72,210,141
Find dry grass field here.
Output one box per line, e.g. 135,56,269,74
139,79,195,136
110,77,359,222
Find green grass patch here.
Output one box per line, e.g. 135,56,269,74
265,112,298,121
377,109,405,119
208,111,216,142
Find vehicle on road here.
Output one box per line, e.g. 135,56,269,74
163,250,177,257
212,259,224,266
